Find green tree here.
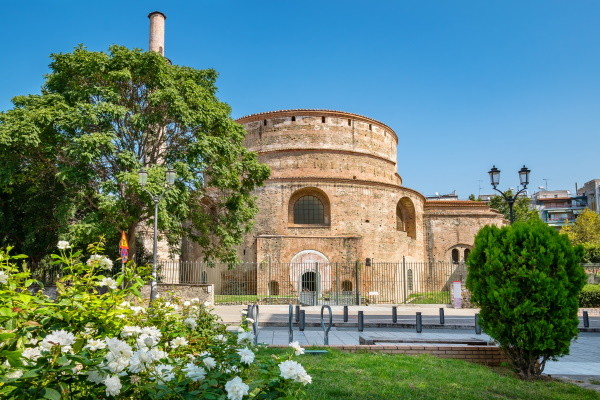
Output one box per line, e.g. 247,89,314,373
561,209,600,263
0,45,269,262
488,190,539,222
466,219,586,379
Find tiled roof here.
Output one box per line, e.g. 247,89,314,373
424,200,491,208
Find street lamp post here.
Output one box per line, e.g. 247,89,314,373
488,165,531,224
139,166,176,301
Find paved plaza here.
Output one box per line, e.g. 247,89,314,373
215,304,600,388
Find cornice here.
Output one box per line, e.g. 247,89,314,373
236,109,398,143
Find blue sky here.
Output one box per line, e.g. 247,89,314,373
2,1,599,198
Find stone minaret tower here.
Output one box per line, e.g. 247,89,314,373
148,11,166,55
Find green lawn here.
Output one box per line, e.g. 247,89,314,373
406,291,450,304
264,349,600,400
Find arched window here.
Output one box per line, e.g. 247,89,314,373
451,249,460,263
464,248,471,261
294,195,324,224
341,280,353,292
269,280,279,296
396,197,416,239
289,188,330,226
407,269,413,291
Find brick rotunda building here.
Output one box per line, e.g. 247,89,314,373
182,109,504,303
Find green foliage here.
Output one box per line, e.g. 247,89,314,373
0,244,309,399
0,45,269,262
406,291,450,304
488,190,539,222
561,209,600,263
466,219,586,379
579,284,600,307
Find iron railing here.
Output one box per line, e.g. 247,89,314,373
156,259,466,305
26,261,600,305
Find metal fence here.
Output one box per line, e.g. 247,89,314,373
157,259,467,305
584,264,600,284
27,261,600,306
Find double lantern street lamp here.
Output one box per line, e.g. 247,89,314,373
138,166,176,301
488,165,531,224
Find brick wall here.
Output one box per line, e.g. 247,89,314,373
269,344,509,366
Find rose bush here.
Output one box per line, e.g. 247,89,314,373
0,242,310,399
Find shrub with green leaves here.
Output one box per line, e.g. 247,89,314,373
0,242,310,399
466,219,586,379
579,284,600,307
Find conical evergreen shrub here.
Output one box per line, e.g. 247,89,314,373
466,219,586,379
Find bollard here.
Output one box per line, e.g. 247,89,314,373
295,305,300,323
251,305,260,344
392,306,398,323
288,304,294,343
439,308,445,325
475,313,481,335
343,305,349,322
299,310,306,331
583,311,590,328
416,312,422,333
321,305,333,345
358,311,364,332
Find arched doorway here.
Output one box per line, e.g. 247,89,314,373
301,271,317,292
290,250,330,305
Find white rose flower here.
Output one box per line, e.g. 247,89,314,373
245,318,255,324
183,301,191,306
154,364,175,382
203,356,217,370
170,336,189,349
130,306,145,315
278,360,312,385
98,277,117,290
224,376,250,400
57,241,71,250
241,310,248,315
183,362,206,382
85,339,107,351
237,331,254,345
137,334,159,350
237,348,255,365
104,375,122,397
128,349,153,373
121,326,142,337
7,369,23,379
203,301,212,307
149,348,168,361
41,330,76,352
184,317,197,330
214,334,228,342
0,270,9,285
22,347,42,361
141,326,162,339
87,254,113,269
289,341,305,356
87,370,106,384
104,338,133,373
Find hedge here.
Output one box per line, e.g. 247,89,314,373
579,284,600,307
